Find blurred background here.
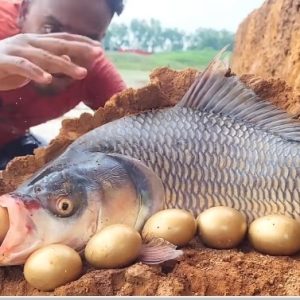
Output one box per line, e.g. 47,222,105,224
106,0,264,87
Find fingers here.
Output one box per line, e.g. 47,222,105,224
21,48,88,80
36,32,101,47
0,75,31,91
61,55,71,62
0,33,103,88
0,55,52,84
29,38,101,65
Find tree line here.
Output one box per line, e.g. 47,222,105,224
103,18,234,52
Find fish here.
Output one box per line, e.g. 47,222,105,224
0,49,299,266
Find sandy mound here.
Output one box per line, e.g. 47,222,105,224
231,0,300,94
0,66,300,296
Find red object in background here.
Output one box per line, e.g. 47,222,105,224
0,0,126,147
117,48,153,56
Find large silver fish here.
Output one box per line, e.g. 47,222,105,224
0,50,299,265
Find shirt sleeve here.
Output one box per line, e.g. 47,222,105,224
82,52,127,110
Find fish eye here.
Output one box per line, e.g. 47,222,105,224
55,197,74,217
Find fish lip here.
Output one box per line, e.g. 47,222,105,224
0,240,42,266
0,194,41,266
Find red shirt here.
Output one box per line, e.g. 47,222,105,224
0,1,126,147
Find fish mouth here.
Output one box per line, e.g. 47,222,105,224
0,194,42,266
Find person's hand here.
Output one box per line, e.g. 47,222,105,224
0,33,102,91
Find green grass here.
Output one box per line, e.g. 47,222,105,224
107,49,230,72
107,49,232,88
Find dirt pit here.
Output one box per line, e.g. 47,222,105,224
0,67,300,296
231,0,300,94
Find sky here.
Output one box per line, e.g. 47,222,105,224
113,0,265,33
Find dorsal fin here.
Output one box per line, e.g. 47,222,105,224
177,47,300,142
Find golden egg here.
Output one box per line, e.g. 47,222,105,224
142,209,197,246
85,224,142,269
248,214,300,256
24,244,82,291
197,206,247,249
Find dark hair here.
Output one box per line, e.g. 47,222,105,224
105,0,124,16
25,0,124,16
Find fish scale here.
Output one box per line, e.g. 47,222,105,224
82,106,300,220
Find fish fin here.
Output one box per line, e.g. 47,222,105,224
177,46,300,142
138,238,183,265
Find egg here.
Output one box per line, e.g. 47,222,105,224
197,206,247,249
248,214,300,256
141,209,197,246
24,244,82,291
85,224,142,269
0,207,9,243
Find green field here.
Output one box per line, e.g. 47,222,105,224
106,49,231,88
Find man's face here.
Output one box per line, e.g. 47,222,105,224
20,0,112,95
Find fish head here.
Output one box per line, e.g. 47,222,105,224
0,167,100,265
0,153,164,265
